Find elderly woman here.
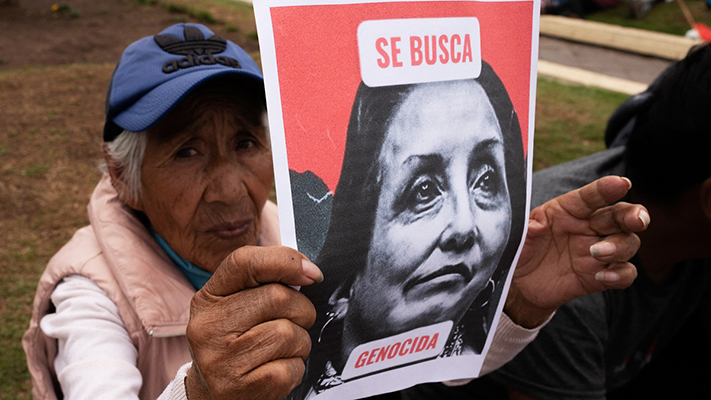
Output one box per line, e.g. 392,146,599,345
23,22,648,400
22,23,303,400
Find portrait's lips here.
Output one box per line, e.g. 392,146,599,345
206,219,253,240
403,262,474,293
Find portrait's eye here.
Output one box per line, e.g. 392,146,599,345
415,179,438,203
401,176,442,214
471,164,503,206
175,147,198,158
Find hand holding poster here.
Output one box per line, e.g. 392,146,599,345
253,1,539,398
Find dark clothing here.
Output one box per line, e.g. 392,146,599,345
400,147,711,400
491,256,711,399
529,146,626,206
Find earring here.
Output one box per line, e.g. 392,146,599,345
476,278,496,309
318,310,339,343
318,297,349,343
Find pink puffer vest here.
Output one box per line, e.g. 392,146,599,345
22,174,281,399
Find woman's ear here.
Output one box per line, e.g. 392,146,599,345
699,177,711,223
102,143,144,211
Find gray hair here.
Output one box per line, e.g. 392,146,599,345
99,130,147,204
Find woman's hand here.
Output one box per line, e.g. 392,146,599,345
505,176,650,328
185,246,323,400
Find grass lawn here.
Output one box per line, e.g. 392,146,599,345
587,0,711,36
533,77,629,170
1,0,643,398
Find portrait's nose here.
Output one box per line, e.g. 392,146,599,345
439,186,476,253
441,229,475,253
203,159,247,204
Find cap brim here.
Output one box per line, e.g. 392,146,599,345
112,68,263,133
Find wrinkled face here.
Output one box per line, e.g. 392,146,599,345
133,87,273,272
347,80,512,340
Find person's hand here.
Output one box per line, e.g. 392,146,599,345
184,246,323,400
505,176,650,328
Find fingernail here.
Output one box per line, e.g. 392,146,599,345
590,242,616,257
302,259,324,283
638,209,650,229
621,177,632,190
595,270,620,282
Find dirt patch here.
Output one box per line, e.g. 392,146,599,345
0,0,259,71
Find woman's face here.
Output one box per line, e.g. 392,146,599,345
132,88,273,272
347,80,512,340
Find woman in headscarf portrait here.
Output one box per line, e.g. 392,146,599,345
291,60,527,398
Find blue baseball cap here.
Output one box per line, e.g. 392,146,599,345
103,23,264,142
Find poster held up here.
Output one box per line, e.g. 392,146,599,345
253,0,539,398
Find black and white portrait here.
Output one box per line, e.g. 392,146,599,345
289,60,527,398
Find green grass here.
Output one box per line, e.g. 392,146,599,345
533,77,629,170
21,165,50,177
162,2,217,23
0,274,36,399
588,0,711,36
1,243,45,400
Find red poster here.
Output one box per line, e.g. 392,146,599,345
254,1,539,397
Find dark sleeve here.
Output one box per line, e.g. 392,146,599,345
399,295,609,400
487,294,609,400
530,147,626,208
